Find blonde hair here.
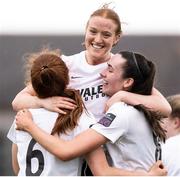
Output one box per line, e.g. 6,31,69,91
167,94,180,118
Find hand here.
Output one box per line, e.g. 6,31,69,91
15,109,34,131
105,91,125,112
148,160,167,176
40,96,77,114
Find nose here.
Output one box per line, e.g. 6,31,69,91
94,33,103,43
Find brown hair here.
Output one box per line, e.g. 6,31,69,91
120,51,166,141
28,49,84,135
88,3,122,36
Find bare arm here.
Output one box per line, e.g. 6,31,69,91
15,109,107,161
12,84,76,114
86,147,146,176
106,87,171,116
12,143,19,175
12,85,40,111
86,147,167,176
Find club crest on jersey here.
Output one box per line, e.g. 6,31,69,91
98,113,116,127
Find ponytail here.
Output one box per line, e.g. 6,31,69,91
51,89,84,135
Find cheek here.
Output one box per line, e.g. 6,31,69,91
85,35,90,43
110,78,121,90
85,32,92,41
106,38,114,47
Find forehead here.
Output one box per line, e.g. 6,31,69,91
108,54,126,69
88,16,117,31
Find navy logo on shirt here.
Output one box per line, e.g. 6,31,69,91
98,113,116,127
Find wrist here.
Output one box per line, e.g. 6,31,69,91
117,90,126,102
35,96,43,108
25,121,35,132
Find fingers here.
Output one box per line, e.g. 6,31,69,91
17,109,29,115
156,160,164,169
54,108,67,115
61,97,76,104
54,96,76,104
55,102,77,110
155,161,167,176
52,98,77,111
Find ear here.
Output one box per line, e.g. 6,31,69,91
174,117,180,129
123,78,134,90
113,34,121,46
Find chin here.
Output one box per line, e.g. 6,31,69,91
103,91,111,97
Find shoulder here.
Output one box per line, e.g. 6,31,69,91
78,111,96,126
29,108,57,115
107,102,137,115
29,108,58,122
61,51,85,69
107,102,143,123
73,111,96,135
163,135,180,149
62,51,85,61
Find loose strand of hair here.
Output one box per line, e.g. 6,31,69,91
134,104,166,142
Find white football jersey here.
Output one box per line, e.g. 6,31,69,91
62,51,110,121
7,108,96,176
162,134,180,176
91,102,156,171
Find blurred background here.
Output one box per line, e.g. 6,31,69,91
0,0,180,175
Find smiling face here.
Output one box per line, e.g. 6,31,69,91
84,16,120,65
100,53,133,96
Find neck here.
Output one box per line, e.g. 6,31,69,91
168,129,180,139
85,52,111,65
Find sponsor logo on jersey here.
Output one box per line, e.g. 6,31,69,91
98,113,116,127
80,85,106,101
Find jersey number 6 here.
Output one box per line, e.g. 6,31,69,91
26,138,45,176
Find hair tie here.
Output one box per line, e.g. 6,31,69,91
131,52,144,80
41,65,48,71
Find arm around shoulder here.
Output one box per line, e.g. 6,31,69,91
86,147,157,176
16,110,107,161
106,88,171,116
12,84,42,111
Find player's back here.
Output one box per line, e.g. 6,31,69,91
14,108,89,176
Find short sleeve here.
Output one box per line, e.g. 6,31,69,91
61,55,73,69
91,102,129,143
7,120,17,144
74,111,96,136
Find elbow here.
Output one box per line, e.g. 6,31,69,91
165,107,172,117
162,101,172,117
12,96,26,111
166,105,172,116
12,99,20,111
57,154,73,161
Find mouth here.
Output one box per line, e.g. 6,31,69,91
102,80,108,86
92,43,104,49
